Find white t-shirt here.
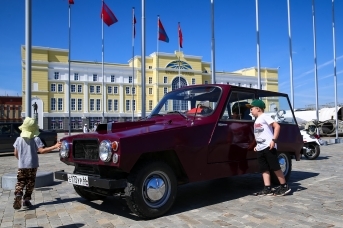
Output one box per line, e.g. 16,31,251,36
254,113,276,151
13,137,44,168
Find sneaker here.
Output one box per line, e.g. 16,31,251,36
23,200,33,208
13,195,22,210
253,187,273,196
273,185,291,196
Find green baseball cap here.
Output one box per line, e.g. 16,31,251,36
246,99,266,109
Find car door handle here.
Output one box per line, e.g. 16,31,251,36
218,123,227,126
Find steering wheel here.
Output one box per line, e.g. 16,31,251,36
200,105,213,114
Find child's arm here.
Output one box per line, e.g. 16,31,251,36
14,148,18,159
38,141,61,154
269,122,280,149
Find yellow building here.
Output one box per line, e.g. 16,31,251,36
21,46,279,130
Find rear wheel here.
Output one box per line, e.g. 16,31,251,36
271,152,292,185
125,161,177,219
303,143,320,160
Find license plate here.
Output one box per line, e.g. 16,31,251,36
67,174,89,187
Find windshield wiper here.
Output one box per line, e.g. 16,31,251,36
167,111,187,119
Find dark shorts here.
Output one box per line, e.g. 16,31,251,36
257,147,281,173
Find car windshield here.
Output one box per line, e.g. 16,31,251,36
149,86,222,117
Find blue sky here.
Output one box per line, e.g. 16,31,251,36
1,0,342,109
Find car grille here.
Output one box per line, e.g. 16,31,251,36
73,139,99,160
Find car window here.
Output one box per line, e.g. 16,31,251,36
258,95,296,125
221,91,255,121
0,124,11,135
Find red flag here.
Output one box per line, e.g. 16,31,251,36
69,0,74,4
178,22,183,48
101,2,118,26
133,14,137,38
158,18,169,43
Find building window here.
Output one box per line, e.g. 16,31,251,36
164,101,169,111
71,98,76,111
148,88,153,95
96,99,101,111
93,74,97,81
191,78,196,85
113,86,118,94
148,66,152,69
58,98,63,111
133,100,136,111
51,122,56,130
71,121,76,129
125,87,130,94
96,86,101,94
58,84,63,92
71,85,76,93
108,86,112,94
132,87,136,94
149,100,153,111
126,100,130,111
108,100,112,111
51,98,56,111
163,77,167,84
90,86,95,93
54,72,59,80
90,99,94,111
164,87,168,94
111,75,115,82
77,99,82,111
204,81,208,84
59,121,63,129
114,100,118,111
129,76,133,83
74,73,79,81
148,77,152,84
77,85,82,93
51,84,56,92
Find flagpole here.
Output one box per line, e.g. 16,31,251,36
25,0,32,118
211,0,216,84
132,7,135,121
312,0,319,134
102,0,105,123
157,15,160,109
332,0,338,141
287,0,294,109
255,0,261,89
68,2,71,135
141,0,146,118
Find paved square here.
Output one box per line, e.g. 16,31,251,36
1,139,342,227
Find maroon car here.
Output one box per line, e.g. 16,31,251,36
55,84,303,219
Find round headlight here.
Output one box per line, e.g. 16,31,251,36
99,140,112,162
60,141,69,158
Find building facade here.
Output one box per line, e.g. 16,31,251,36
21,46,279,130
0,96,22,123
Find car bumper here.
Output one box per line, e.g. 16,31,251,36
54,170,127,189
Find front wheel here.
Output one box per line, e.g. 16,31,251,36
271,152,292,185
303,143,320,160
125,161,177,219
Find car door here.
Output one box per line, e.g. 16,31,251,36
0,123,15,152
208,91,257,174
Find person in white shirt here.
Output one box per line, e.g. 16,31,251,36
247,99,290,196
83,124,88,133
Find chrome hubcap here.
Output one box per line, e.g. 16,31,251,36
142,171,171,208
278,154,289,175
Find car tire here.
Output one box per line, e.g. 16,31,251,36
304,143,320,160
73,185,106,201
125,161,177,219
270,152,292,185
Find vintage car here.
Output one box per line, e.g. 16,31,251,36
0,122,58,153
55,84,303,219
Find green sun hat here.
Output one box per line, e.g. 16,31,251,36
18,117,40,139
246,99,266,109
